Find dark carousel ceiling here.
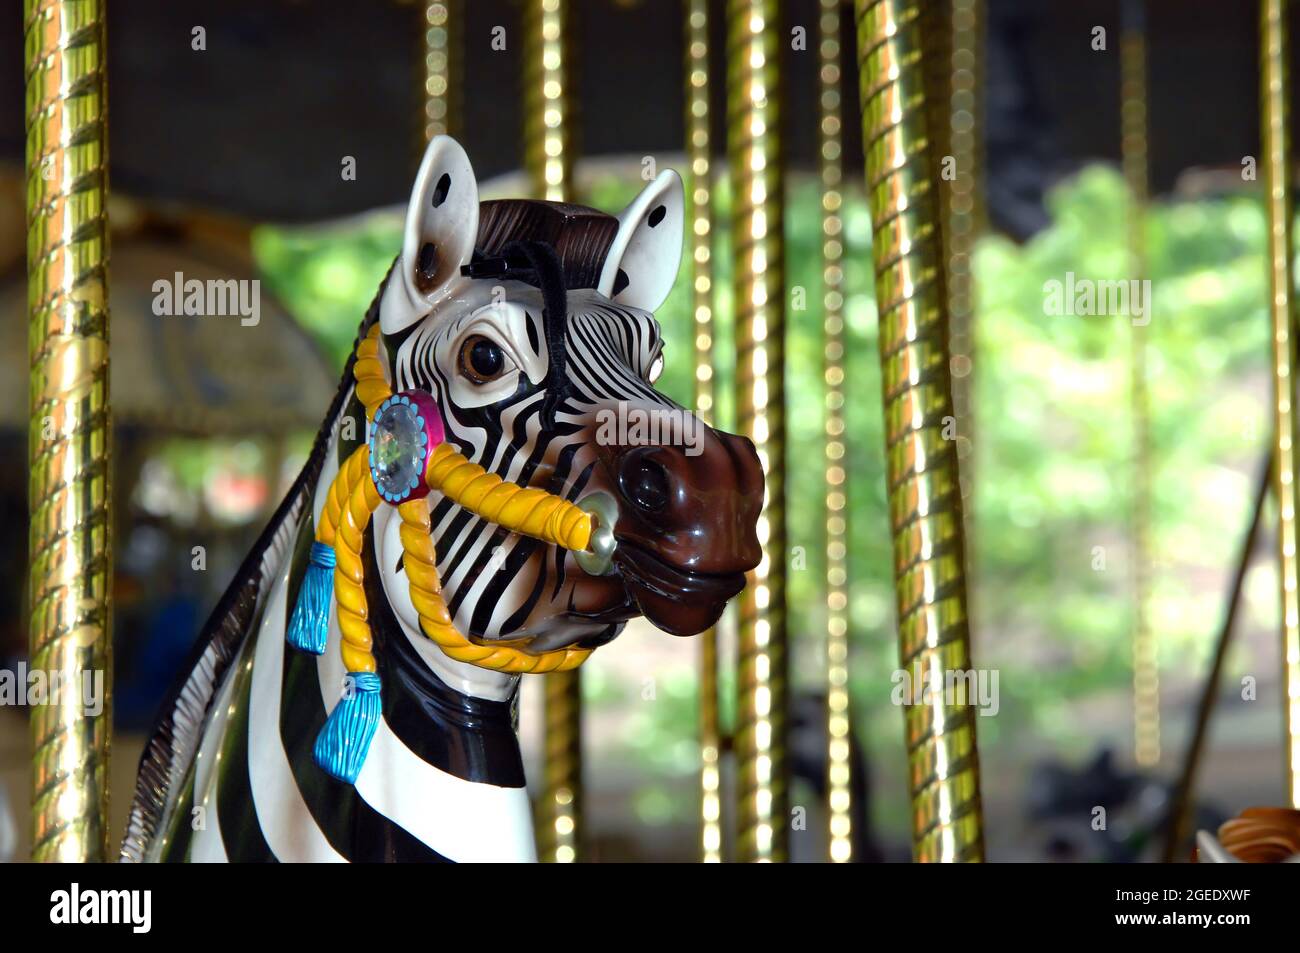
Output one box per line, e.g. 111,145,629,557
0,0,1290,239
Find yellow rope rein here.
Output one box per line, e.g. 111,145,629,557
314,325,594,674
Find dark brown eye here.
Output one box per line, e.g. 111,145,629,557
459,335,510,383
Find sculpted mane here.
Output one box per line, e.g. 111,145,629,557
474,200,619,289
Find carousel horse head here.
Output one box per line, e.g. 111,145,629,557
292,135,763,780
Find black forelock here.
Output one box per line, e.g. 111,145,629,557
497,239,571,431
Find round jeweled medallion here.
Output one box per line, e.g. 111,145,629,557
368,391,445,503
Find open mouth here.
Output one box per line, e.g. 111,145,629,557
612,541,747,637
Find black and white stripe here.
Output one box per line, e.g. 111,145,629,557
385,285,670,647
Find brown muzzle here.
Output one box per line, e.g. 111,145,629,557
597,422,764,635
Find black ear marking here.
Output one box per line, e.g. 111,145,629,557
648,204,666,228
432,173,452,208
612,268,630,297
417,242,439,283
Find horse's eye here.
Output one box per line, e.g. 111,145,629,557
459,335,511,383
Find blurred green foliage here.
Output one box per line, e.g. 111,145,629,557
252,164,1272,833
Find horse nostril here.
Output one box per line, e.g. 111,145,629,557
618,450,670,515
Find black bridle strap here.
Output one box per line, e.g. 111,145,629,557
493,240,570,430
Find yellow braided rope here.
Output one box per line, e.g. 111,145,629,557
397,497,591,673
424,443,592,552
317,448,384,673
354,324,392,420
311,323,597,674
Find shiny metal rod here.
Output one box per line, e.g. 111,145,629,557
25,0,113,863
854,0,985,862
1261,0,1300,808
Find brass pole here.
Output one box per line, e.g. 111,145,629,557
728,0,788,863
422,1,461,143
854,0,985,862
1122,0,1158,770
524,0,582,861
686,0,723,863
818,0,852,864
25,0,113,862
1261,0,1300,808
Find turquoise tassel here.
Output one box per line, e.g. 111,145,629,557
287,542,335,655
313,671,382,783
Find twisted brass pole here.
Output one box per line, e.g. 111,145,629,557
524,0,583,860
819,0,852,865
686,0,723,864
1261,0,1300,808
854,0,985,862
728,0,788,863
1122,0,1158,769
25,0,113,862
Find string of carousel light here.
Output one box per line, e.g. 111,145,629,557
819,0,853,865
522,0,583,864
685,0,724,864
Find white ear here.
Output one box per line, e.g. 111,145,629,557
381,135,480,334
596,169,684,312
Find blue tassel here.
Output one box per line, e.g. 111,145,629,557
287,542,335,655
313,671,382,783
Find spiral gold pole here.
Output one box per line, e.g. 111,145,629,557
1262,0,1300,808
819,0,852,865
854,0,985,862
422,1,461,143
1122,0,1158,770
523,0,583,860
728,0,788,863
686,0,723,864
25,0,113,863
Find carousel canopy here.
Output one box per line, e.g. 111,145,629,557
0,196,337,436
0,0,1291,238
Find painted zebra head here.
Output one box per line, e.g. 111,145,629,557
366,136,762,671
